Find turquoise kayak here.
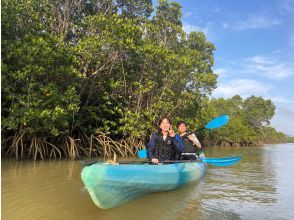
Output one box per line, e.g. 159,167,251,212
81,161,207,209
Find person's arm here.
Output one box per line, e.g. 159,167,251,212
168,129,184,153
173,134,184,152
147,134,158,163
188,133,202,148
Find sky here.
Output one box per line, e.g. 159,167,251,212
174,0,294,135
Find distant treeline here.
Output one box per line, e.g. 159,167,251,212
1,0,289,160
196,95,284,147
286,136,294,143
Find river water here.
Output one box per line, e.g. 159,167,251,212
2,144,294,220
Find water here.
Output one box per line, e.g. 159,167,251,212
2,144,294,220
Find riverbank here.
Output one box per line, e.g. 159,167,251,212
2,131,292,161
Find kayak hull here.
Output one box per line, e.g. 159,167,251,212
81,162,207,209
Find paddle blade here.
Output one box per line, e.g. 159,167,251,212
205,115,230,130
138,149,147,159
203,156,241,167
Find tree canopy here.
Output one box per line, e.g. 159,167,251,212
1,0,288,160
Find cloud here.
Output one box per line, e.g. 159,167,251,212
212,79,271,98
222,14,281,30
213,68,229,78
222,23,229,29
217,53,294,80
184,12,193,17
183,22,217,41
277,0,294,14
270,96,294,104
183,23,209,35
243,55,294,79
271,107,294,135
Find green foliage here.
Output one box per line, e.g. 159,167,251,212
286,136,294,143
1,0,287,159
260,127,287,144
117,0,153,18
2,0,218,159
242,96,276,127
2,35,81,137
203,96,286,146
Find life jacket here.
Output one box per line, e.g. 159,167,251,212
153,133,176,160
181,135,196,153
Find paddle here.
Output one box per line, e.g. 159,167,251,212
82,160,196,166
82,156,242,167
201,156,241,166
120,156,242,166
201,114,230,130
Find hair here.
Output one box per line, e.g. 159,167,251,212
177,120,187,128
157,117,172,134
158,117,171,126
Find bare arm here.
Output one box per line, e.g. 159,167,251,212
188,134,202,149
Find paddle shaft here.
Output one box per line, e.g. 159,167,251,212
82,159,201,166
119,160,200,164
82,155,241,167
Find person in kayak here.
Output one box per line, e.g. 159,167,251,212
177,121,202,160
147,117,184,164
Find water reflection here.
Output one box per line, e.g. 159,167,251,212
2,145,294,220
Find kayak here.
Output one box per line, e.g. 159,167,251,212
81,161,207,209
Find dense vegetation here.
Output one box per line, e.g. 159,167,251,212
1,0,290,160
286,136,294,143
199,95,289,146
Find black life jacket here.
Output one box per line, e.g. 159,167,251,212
181,135,196,153
154,133,176,161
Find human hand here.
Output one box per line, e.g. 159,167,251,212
151,158,159,164
168,128,176,137
188,134,202,148
188,134,195,141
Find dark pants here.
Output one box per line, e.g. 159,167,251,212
181,153,198,160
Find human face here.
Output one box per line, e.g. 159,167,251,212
178,123,187,134
159,118,171,132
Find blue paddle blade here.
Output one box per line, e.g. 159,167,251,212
205,115,230,130
138,149,147,159
203,156,241,166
